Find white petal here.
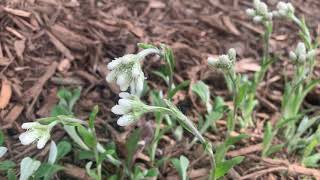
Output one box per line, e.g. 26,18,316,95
19,131,38,145
0,147,7,158
21,122,40,129
131,63,141,77
111,105,130,115
118,99,132,108
37,135,49,149
135,75,144,96
107,60,120,70
116,74,130,91
117,115,135,126
106,71,116,83
119,92,131,99
48,141,57,164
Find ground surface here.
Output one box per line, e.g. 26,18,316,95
0,0,320,179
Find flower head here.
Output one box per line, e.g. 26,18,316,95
246,0,273,23
19,121,57,149
111,92,150,126
106,48,160,96
289,42,315,64
208,48,237,71
273,2,294,18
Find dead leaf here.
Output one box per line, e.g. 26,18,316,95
149,1,166,8
0,79,12,109
235,58,261,72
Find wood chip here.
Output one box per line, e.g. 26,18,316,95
0,79,12,109
3,104,24,125
3,7,31,17
14,40,26,60
46,31,74,60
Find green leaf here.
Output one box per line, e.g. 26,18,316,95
0,161,16,171
137,43,157,49
192,81,212,112
225,134,249,147
302,153,320,168
56,141,72,161
171,155,189,180
215,156,244,179
264,144,283,157
0,130,4,146
125,129,141,168
34,163,64,180
77,125,96,149
152,70,169,85
89,105,99,129
262,122,273,157
78,150,95,160
68,88,82,111
168,80,190,99
144,168,158,177
7,169,16,180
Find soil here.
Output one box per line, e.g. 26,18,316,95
0,0,320,179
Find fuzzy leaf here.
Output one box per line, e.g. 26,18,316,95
215,156,244,179
171,155,189,180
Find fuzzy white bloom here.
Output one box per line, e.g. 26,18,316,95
19,121,57,149
275,2,294,17
111,92,149,126
106,48,160,96
247,0,273,23
208,48,237,70
289,42,315,63
0,147,7,158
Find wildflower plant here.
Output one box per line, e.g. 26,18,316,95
108,44,220,179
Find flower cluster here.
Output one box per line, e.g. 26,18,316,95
208,48,236,71
111,92,150,126
289,42,315,64
19,121,57,149
246,0,273,23
106,48,160,96
273,2,294,18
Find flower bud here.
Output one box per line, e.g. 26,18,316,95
227,48,237,61
289,51,297,61
253,15,263,23
246,9,256,17
296,42,306,56
307,50,316,59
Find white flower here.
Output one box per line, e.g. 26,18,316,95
247,0,272,23
0,146,7,158
106,48,159,96
19,121,57,149
20,157,41,180
289,42,316,64
276,2,294,17
208,48,236,70
111,92,149,126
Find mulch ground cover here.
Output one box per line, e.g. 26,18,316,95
0,0,320,179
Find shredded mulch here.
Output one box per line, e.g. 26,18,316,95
0,0,320,179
